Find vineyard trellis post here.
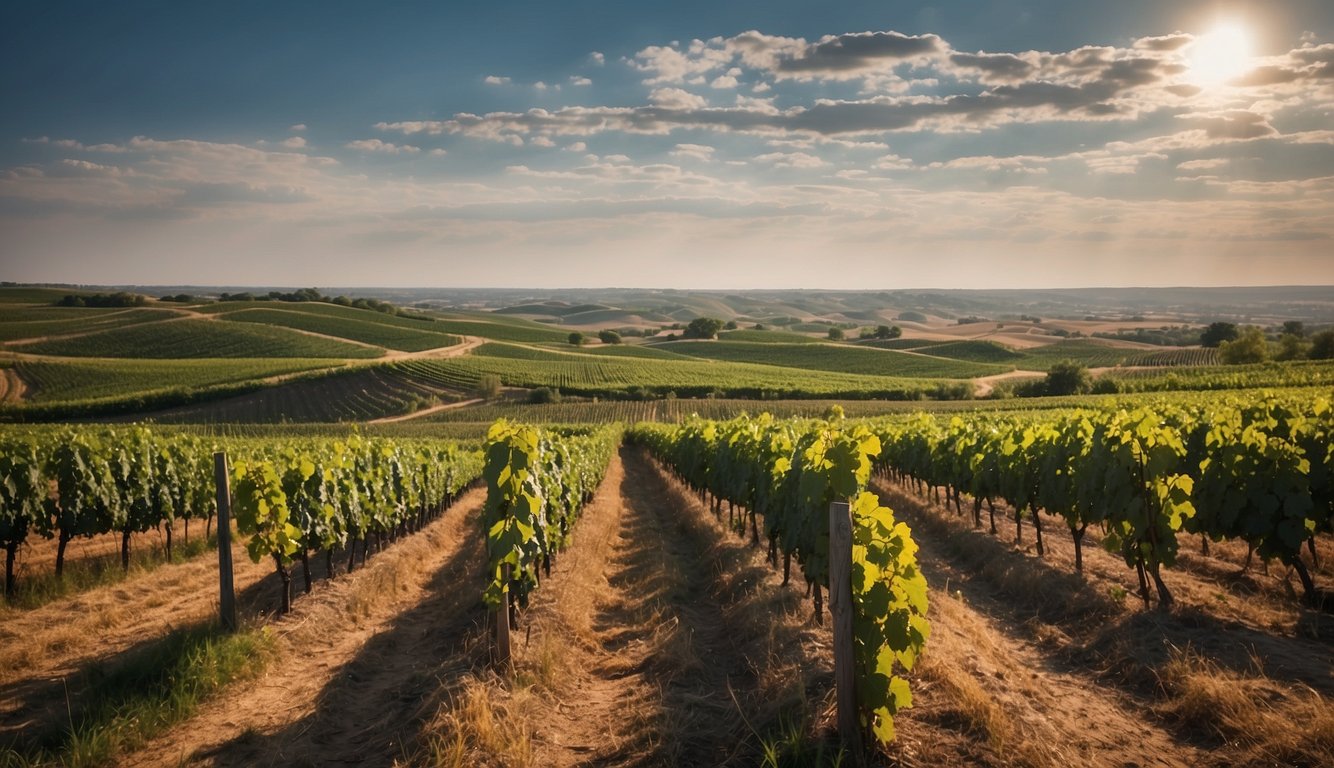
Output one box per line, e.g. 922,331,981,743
829,500,862,757
213,451,237,632
493,562,512,670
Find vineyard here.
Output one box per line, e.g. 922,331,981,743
13,358,343,403
394,355,963,400
655,340,1012,378
222,308,461,352
14,319,384,359
126,366,462,424
2,285,1334,767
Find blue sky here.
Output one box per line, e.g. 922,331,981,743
2,1,1333,288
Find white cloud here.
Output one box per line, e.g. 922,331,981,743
346,139,420,154
570,76,592,86
753,151,826,168
648,87,709,109
711,75,739,88
590,51,605,66
289,123,307,132
280,136,307,149
484,75,512,85
566,141,587,152
670,143,716,162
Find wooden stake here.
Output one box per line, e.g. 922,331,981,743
494,563,512,671
214,452,237,633
828,500,862,756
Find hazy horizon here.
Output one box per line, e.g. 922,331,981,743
3,1,1333,288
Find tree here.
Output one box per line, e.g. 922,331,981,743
875,324,902,340
1276,333,1308,361
597,329,622,344
1044,361,1091,396
1219,326,1268,364
528,387,561,403
1282,320,1305,338
1310,330,1334,360
723,320,738,330
1200,321,1239,348
475,374,502,399
827,327,845,340
568,332,585,346
683,317,724,339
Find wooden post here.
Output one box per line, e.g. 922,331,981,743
214,452,237,633
829,500,862,756
494,563,512,671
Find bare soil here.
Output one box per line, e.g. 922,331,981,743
119,486,488,767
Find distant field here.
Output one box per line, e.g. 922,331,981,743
395,355,962,399
1132,347,1220,366
716,328,822,343
0,308,184,342
1009,339,1156,368
858,338,940,350
908,340,1029,363
0,287,93,303
130,366,456,423
658,340,1009,378
222,308,460,351
571,344,696,360
1099,359,1334,392
14,358,344,402
15,318,384,359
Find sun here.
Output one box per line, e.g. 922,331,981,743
1186,23,1253,86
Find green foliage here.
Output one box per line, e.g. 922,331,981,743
568,332,585,346
684,317,725,339
597,329,622,344
476,373,503,399
481,419,618,608
55,292,146,308
872,390,1332,606
827,327,845,341
1219,326,1268,364
630,414,928,746
1311,331,1334,360
849,492,929,743
1200,321,1240,348
1044,361,1091,396
0,426,482,605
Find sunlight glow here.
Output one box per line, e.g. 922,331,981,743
1187,23,1253,85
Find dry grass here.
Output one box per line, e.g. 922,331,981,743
1155,647,1334,767
416,677,536,768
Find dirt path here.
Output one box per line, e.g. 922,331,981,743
972,369,1044,397
121,486,488,768
0,366,23,402
507,448,828,767
368,397,484,424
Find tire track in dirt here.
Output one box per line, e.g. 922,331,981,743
122,486,488,768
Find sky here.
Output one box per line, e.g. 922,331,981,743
1,0,1332,289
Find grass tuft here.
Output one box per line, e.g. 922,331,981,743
2,621,274,768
